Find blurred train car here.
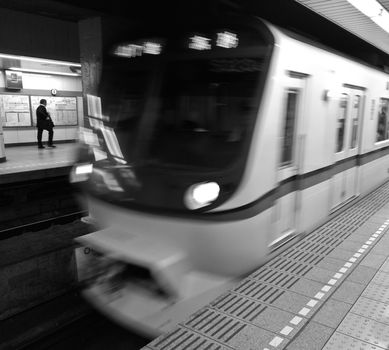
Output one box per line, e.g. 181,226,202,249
71,14,389,336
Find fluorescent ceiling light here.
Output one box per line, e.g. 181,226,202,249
0,53,81,67
8,67,81,76
347,0,389,34
372,10,389,33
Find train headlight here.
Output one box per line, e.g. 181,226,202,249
184,182,220,209
70,163,93,183
76,163,93,174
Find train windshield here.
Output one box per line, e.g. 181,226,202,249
99,23,272,172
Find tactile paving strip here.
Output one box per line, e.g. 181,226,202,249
251,266,309,283
281,249,324,265
323,332,386,350
286,240,337,256
337,313,389,349
266,257,316,276
211,293,268,322
184,308,246,342
370,271,389,287
362,283,389,304
381,261,389,273
145,181,389,350
233,280,285,303
351,296,389,325
148,326,231,350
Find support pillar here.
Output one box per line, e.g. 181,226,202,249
78,17,103,126
0,117,5,162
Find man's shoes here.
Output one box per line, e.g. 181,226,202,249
47,145,56,148
38,145,45,149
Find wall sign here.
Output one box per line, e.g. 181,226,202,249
5,70,23,90
0,95,31,127
31,96,78,126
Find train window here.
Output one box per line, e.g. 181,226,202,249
147,59,260,169
336,94,348,152
376,98,389,142
99,56,262,170
350,95,361,149
97,20,273,172
281,89,299,165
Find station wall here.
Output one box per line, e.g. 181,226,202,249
0,7,79,62
0,71,83,145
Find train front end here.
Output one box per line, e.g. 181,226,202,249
71,16,275,335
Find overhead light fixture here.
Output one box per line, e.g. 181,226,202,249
114,41,162,58
0,53,81,67
216,31,239,48
347,0,389,34
8,67,81,76
372,11,389,33
189,35,212,50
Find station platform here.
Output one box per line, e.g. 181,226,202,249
142,181,389,350
0,142,78,184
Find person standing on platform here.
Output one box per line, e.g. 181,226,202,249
36,99,56,148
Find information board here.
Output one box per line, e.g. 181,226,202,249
31,96,78,126
0,95,32,127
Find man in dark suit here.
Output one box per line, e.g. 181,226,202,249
36,99,55,148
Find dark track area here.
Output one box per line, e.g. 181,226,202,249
22,309,151,350
0,210,88,241
0,173,84,237
1,290,151,350
0,218,152,350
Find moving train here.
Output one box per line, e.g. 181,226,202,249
71,14,389,336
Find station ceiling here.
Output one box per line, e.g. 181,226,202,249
295,0,389,57
0,0,389,56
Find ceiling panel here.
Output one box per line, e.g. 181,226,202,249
295,0,389,54
0,0,101,21
0,0,389,59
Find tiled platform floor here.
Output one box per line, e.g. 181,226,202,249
143,182,389,350
0,143,78,175
291,216,389,350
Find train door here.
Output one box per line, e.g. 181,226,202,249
332,85,365,209
271,72,307,248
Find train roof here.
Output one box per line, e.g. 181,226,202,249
99,2,389,74
267,23,388,74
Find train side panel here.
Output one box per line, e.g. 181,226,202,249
87,197,273,276
266,27,389,234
